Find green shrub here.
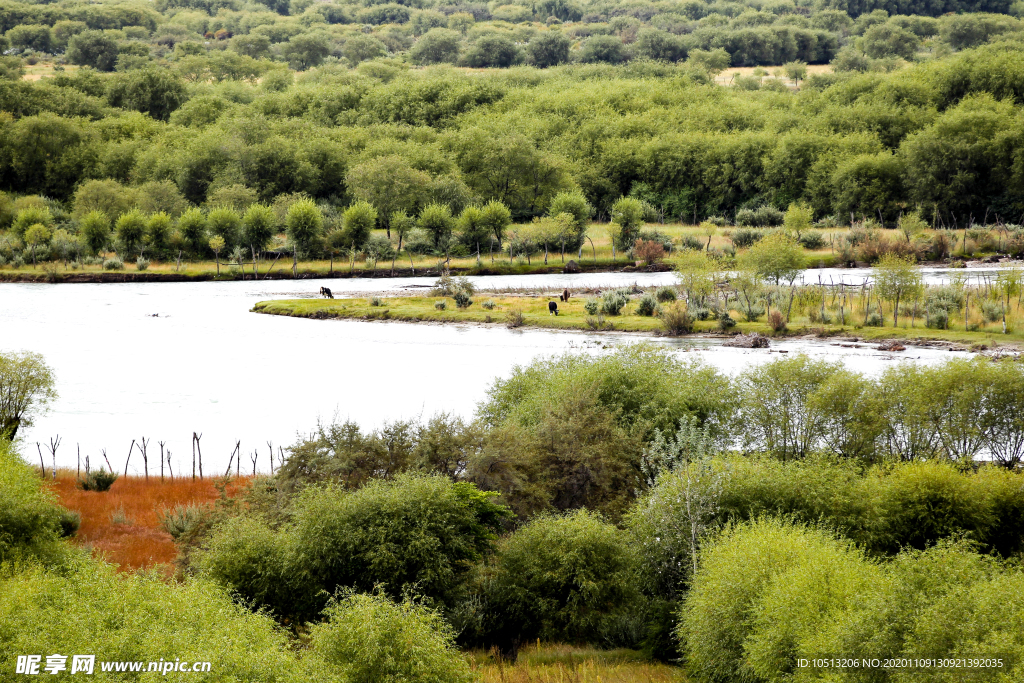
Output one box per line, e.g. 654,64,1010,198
600,290,628,315
680,234,704,251
635,292,658,316
718,313,736,330
480,510,638,650
729,228,763,248
655,286,678,302
102,256,124,270
158,503,209,540
307,593,471,683
584,297,599,315
77,469,118,491
481,299,496,310
135,256,149,271
0,439,72,566
369,296,382,307
661,303,693,335
453,290,472,308
0,562,302,681
434,299,447,310
981,299,1003,322
797,231,825,249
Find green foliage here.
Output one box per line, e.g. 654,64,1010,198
480,510,637,647
113,209,146,257
78,469,118,492
0,351,57,440
418,202,454,250
341,200,377,250
0,562,303,681
739,231,803,284
106,68,188,121
610,197,646,251
200,474,509,621
66,30,119,71
308,593,471,683
410,28,461,64
242,203,276,254
0,438,72,566
285,198,323,257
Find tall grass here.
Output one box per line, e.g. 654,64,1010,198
467,645,679,683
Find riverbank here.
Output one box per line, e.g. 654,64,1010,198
251,295,1024,352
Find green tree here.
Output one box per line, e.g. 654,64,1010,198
859,23,919,59
341,201,377,251
66,30,119,71
342,34,387,64
23,224,50,266
12,207,53,240
739,231,803,286
7,25,52,52
345,156,430,238
527,31,571,67
457,205,488,260
230,34,271,59
547,190,592,251
106,69,188,122
389,210,415,274
462,34,522,68
114,209,146,257
78,211,110,255
242,203,276,258
610,197,646,252
177,207,207,255
418,202,454,251
783,60,808,85
283,32,331,70
0,351,57,439
783,202,813,239
146,212,172,255
479,200,511,261
209,235,225,274
72,179,138,222
410,28,461,65
207,206,241,253
873,253,922,327
897,209,927,243
286,198,323,261
675,250,722,307
579,35,626,64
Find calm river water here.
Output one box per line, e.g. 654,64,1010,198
0,270,977,474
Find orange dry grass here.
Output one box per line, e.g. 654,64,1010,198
48,471,250,573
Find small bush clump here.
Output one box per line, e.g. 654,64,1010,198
481,299,496,310
78,470,118,492
729,228,763,248
584,298,599,315
453,291,473,308
767,310,786,332
798,231,825,249
655,286,678,303
635,293,658,316
102,257,124,270
661,303,694,335
600,290,628,316
369,296,383,307
434,300,447,311
135,257,149,271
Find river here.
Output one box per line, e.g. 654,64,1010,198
0,272,977,474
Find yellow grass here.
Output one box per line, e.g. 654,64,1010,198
467,645,681,683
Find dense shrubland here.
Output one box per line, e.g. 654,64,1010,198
5,347,1024,678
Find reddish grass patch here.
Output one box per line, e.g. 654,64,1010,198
48,471,250,573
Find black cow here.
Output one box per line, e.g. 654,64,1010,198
320,286,334,299
548,301,558,315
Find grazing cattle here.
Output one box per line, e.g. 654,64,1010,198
548,301,558,315
563,288,570,302
320,286,334,299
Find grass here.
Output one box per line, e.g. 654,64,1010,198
467,644,680,683
254,291,1024,349
48,471,250,573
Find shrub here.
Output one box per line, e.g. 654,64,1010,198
661,303,694,335
690,306,711,321
981,300,1003,322
679,234,704,251
730,228,763,248
767,310,786,332
865,311,883,326
635,292,658,316
0,562,300,679
77,469,118,492
479,510,637,650
718,313,736,330
798,231,825,249
453,291,472,308
158,503,208,540
655,286,678,303
584,297,599,315
307,593,470,683
102,257,124,270
505,307,524,328
634,239,666,264
0,440,71,566
481,299,495,310
434,300,447,310
135,256,149,271
369,296,382,307
600,290,628,316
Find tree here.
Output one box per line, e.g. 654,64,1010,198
146,212,172,255
286,198,323,263
207,206,242,253
242,203,276,259
106,69,188,122
479,200,511,261
897,210,927,243
610,197,645,252
23,224,50,266
418,203,454,252
7,24,52,53
231,34,271,59
78,211,110,255
634,28,686,62
675,250,722,307
783,202,813,239
687,48,730,74
783,60,807,86
342,34,387,64
178,207,207,255
739,231,803,286
114,209,146,257
209,235,225,274
547,190,592,252
341,201,376,251
410,28,461,65
859,23,918,59
283,32,331,70
462,34,522,68
66,31,119,71
457,205,488,261
873,254,922,327
579,35,627,64
389,210,415,275
0,351,57,439
12,207,53,240
345,156,430,238
528,31,571,67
